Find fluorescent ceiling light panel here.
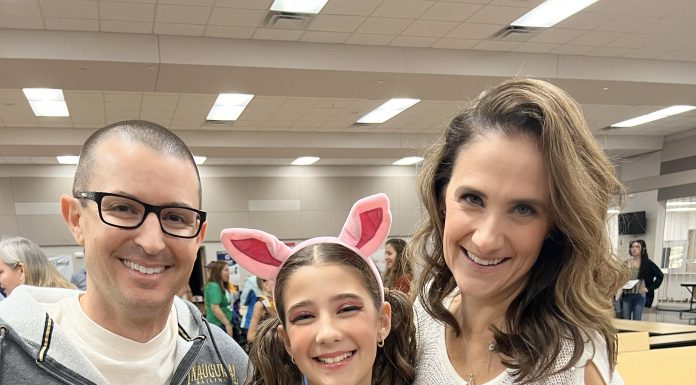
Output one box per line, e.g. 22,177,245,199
206,93,254,121
291,156,320,165
270,0,328,14
666,208,696,212
23,88,70,117
666,202,696,206
611,105,696,128
56,156,79,165
511,0,599,28
357,98,420,124
393,156,424,166
193,156,207,165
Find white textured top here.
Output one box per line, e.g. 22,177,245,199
413,293,625,385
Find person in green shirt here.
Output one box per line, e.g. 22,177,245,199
204,261,233,336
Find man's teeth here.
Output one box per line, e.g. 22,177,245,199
317,352,353,364
122,260,165,275
467,252,504,266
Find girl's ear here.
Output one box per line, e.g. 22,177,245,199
277,323,292,355
220,228,292,281
378,301,392,342
338,193,391,257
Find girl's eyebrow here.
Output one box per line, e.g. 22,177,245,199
329,293,363,302
287,300,313,314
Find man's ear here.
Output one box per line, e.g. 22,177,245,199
378,301,392,342
196,221,208,246
60,194,85,246
277,323,293,356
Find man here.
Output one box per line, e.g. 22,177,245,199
0,120,248,385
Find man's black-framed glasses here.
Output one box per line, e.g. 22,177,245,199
75,191,206,239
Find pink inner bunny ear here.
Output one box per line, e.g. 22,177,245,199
356,208,383,249
230,238,282,268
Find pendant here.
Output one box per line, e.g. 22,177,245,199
468,373,475,385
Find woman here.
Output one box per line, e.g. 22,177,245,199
0,236,74,295
622,240,663,319
408,79,625,384
246,277,276,344
221,193,415,385
204,261,234,336
383,238,412,294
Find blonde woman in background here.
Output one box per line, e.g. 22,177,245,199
0,236,75,296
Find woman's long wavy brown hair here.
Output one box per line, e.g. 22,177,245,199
406,78,625,383
246,243,416,385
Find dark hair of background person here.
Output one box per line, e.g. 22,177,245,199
382,238,412,291
246,243,416,385
406,78,625,383
72,119,202,207
629,239,651,279
0,236,75,290
207,261,230,294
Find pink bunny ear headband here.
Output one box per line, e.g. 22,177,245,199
220,193,391,303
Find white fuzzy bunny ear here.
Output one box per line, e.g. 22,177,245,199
220,228,292,281
338,193,391,257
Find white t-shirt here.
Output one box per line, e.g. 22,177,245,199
413,294,625,385
48,296,179,385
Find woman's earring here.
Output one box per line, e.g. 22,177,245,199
291,355,296,364
377,335,385,348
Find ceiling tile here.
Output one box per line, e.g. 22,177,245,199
345,33,394,46
215,0,272,9
622,49,671,60
100,2,155,22
154,22,205,36
642,36,689,52
301,31,350,44
511,42,557,54
389,35,437,48
39,0,98,19
101,20,153,33
204,25,254,38
356,17,412,35
595,15,655,33
473,39,519,51
585,46,632,58
253,28,303,41
467,5,527,24
321,0,382,16
155,4,210,24
568,30,624,46
372,0,434,19
0,0,41,16
586,0,650,15
605,34,657,49
159,0,214,5
552,44,595,56
627,0,691,18
308,14,365,33
44,18,99,31
402,20,458,37
445,22,502,40
421,2,482,22
528,28,584,44
208,7,264,27
0,15,44,29
555,12,615,30
639,18,695,37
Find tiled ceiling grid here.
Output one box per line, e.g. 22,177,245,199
0,0,695,62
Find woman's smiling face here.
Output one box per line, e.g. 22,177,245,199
278,263,391,385
442,132,554,302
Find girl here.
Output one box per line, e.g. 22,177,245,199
221,194,415,385
246,277,276,344
382,238,412,294
204,261,234,336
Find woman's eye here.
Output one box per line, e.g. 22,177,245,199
513,204,536,216
462,193,483,207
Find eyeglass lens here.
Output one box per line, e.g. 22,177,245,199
100,194,201,237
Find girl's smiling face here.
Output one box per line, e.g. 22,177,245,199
278,263,391,385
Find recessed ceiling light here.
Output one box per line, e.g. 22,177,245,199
511,0,599,28
206,93,254,121
291,156,320,165
193,156,207,165
610,105,696,128
393,156,424,166
356,98,420,124
23,88,70,117
56,155,79,164
270,0,328,14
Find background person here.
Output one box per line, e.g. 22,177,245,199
407,79,625,385
0,120,247,385
382,238,412,294
222,193,416,385
245,277,275,345
0,236,74,296
204,261,234,336
622,239,663,318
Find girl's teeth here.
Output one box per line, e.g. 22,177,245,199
122,260,165,275
317,352,352,364
467,252,504,266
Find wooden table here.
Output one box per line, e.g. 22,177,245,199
613,318,696,335
649,332,696,348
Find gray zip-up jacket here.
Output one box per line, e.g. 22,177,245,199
0,285,249,385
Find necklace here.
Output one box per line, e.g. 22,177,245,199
462,338,496,385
